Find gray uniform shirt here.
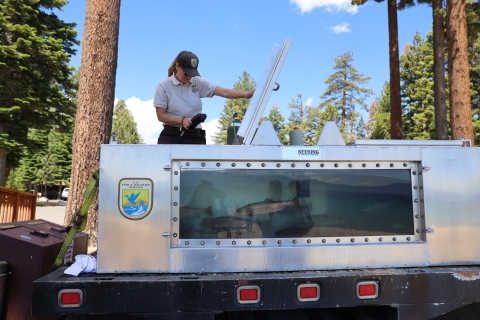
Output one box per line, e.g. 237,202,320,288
153,75,217,128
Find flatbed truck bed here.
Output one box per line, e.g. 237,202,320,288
33,265,480,320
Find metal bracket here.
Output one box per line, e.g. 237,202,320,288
426,227,435,233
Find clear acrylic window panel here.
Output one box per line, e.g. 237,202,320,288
179,169,414,239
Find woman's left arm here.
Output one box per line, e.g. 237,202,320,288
213,86,255,99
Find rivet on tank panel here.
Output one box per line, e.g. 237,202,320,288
247,240,251,245
322,239,326,243
185,241,189,245
292,240,297,244
261,163,266,167
393,237,397,241
173,233,177,238
173,217,178,222
320,163,325,168
216,163,221,167
307,239,311,244
365,238,369,242
231,163,236,167
186,162,190,166
306,163,310,167
348,164,352,168
173,202,178,206
376,163,380,168
412,171,416,175
216,241,220,245
201,241,205,245
247,163,251,167
414,185,418,189
414,199,419,203
262,240,267,245
407,237,411,241
350,238,355,243
201,162,205,167
174,171,178,175
174,186,178,190
277,163,281,168
291,163,296,168
415,214,420,219
390,163,394,167
416,229,420,233
232,241,236,245
403,163,407,167
362,163,366,168
334,163,339,168
278,240,282,245
379,237,383,242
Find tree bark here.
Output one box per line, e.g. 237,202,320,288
446,0,474,144
388,0,402,139
432,0,449,140
65,0,121,248
0,124,6,186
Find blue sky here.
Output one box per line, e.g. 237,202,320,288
56,0,432,144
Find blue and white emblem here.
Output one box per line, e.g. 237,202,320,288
191,85,198,93
118,178,153,220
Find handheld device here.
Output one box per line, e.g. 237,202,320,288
188,113,207,130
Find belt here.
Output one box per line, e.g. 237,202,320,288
163,125,204,133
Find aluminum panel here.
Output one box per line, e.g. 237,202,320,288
169,243,427,272
97,145,171,273
422,147,480,265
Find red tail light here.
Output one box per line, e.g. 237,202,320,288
58,289,83,308
297,284,320,302
356,281,378,299
237,286,260,304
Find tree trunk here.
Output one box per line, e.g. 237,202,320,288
446,0,474,144
433,0,449,140
65,0,121,248
0,124,6,186
388,0,402,139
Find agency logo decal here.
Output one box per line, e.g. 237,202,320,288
191,58,198,68
118,178,153,220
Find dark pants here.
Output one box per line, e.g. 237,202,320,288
157,127,206,144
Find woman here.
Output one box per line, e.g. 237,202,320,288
153,51,254,144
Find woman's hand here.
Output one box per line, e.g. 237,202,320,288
181,117,192,129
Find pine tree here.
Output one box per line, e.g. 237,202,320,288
284,94,314,145
320,51,373,136
369,83,392,140
212,72,256,144
112,100,144,144
66,0,121,247
261,103,287,144
400,33,436,140
0,0,78,186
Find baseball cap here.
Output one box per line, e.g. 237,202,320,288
177,51,200,77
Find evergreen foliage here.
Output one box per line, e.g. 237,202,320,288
0,0,78,184
320,51,373,140
261,103,287,144
213,72,255,144
400,32,436,140
112,100,144,144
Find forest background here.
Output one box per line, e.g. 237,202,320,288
1,0,479,195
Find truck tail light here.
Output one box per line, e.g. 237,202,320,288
58,289,83,308
356,281,378,299
237,286,260,304
297,284,320,302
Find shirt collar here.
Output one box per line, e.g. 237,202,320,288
170,74,191,86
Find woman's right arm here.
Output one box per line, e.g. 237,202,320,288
156,107,192,128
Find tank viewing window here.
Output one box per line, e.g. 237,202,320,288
178,168,414,240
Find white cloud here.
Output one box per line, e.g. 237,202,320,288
331,22,351,34
306,97,314,106
290,0,358,14
122,97,220,145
